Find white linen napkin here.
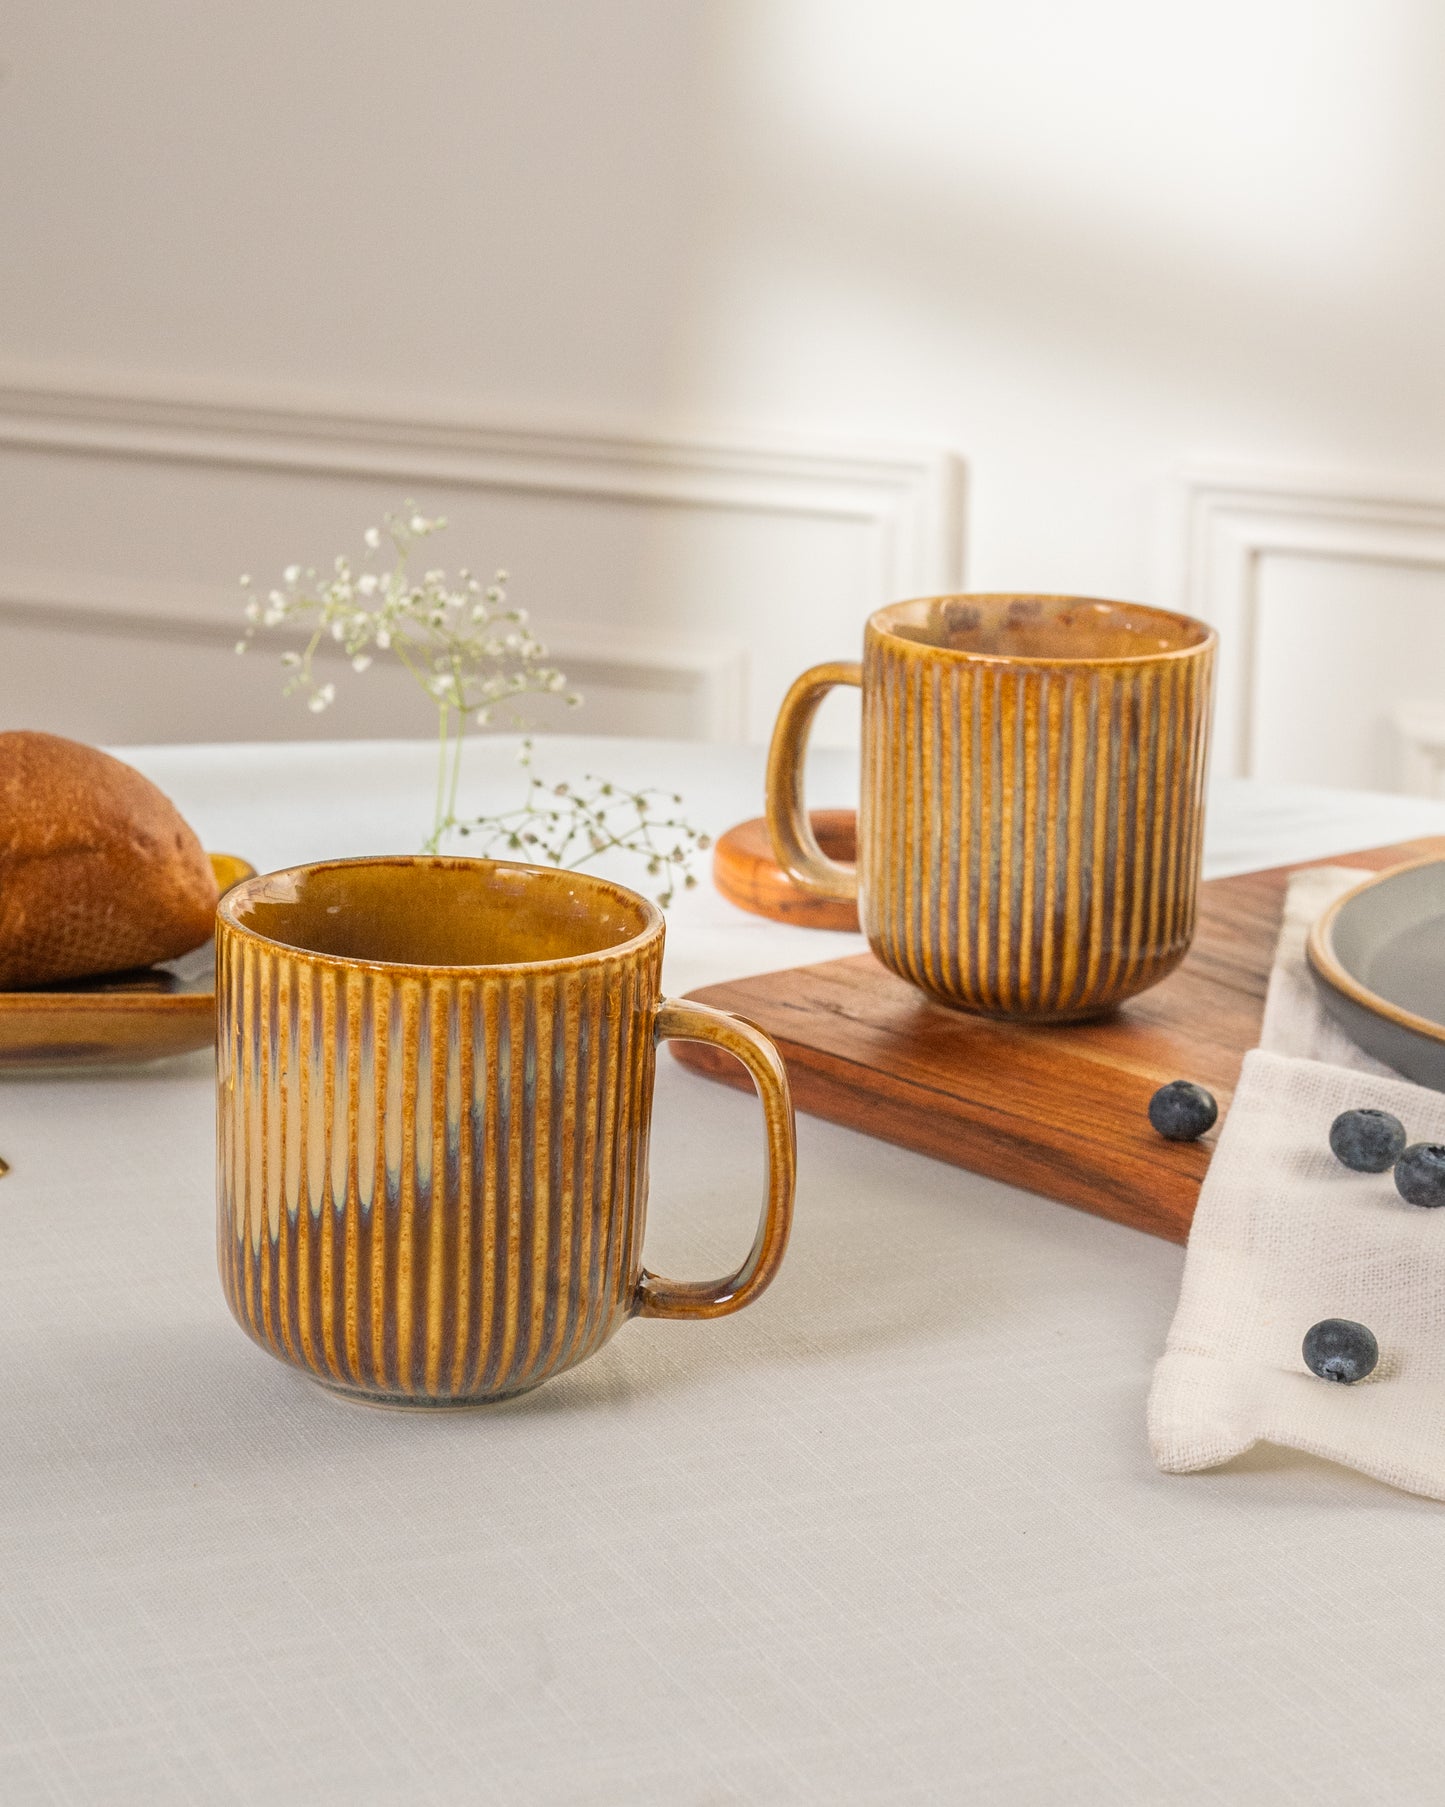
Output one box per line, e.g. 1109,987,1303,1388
1148,866,1445,1502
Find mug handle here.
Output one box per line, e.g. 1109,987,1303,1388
764,661,863,903
636,997,796,1321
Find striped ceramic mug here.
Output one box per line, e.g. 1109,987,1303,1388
765,594,1216,1021
215,856,795,1406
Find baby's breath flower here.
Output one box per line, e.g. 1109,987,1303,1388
240,508,704,903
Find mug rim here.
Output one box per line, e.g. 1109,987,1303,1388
216,852,666,975
868,592,1216,667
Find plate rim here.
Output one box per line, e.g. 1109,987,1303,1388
0,850,251,1018
1305,853,1445,1050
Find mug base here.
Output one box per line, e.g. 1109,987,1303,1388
312,1378,545,1412
900,958,1190,1024
917,990,1120,1026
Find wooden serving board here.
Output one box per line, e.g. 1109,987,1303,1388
671,835,1445,1243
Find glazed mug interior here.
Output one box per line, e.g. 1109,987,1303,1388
876,593,1213,663
224,857,657,968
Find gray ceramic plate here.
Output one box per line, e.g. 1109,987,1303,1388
1307,855,1445,1091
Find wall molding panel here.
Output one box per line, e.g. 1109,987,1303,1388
1176,469,1445,781
0,376,967,598
0,568,751,746
0,373,964,746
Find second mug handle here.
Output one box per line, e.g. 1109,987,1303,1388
764,661,863,903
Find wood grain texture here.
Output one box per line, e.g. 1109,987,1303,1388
712,810,861,931
672,835,1445,1243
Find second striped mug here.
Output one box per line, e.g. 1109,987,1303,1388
765,594,1216,1022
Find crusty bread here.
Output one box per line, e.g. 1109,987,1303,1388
0,731,220,988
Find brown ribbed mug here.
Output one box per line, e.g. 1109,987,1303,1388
766,594,1216,1021
215,856,796,1406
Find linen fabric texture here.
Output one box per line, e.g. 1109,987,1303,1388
1149,865,1445,1501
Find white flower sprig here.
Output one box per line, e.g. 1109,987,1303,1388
453,760,708,908
237,507,710,903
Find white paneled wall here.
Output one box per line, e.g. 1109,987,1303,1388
1252,558,1445,795
2,0,1444,775
1177,473,1445,793
0,382,961,745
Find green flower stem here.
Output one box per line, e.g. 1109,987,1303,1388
433,702,451,850
445,656,466,826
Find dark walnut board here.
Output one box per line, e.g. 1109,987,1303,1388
671,835,1445,1244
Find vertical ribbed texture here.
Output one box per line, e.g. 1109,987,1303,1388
859,632,1214,1020
215,935,663,1403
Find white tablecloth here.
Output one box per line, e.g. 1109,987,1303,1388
6,736,1445,1807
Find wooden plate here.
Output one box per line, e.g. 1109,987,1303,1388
712,809,861,932
0,853,255,1070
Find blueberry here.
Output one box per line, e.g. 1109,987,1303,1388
1329,1108,1408,1173
1394,1143,1445,1208
1302,1318,1379,1384
1148,1080,1218,1141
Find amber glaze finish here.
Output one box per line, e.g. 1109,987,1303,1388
712,810,861,932
215,856,796,1406
673,834,1445,1244
766,595,1216,1021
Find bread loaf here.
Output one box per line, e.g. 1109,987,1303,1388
0,732,219,988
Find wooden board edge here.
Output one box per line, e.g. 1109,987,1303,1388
669,1033,1199,1244
670,837,1445,1245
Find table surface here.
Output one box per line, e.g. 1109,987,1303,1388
8,736,1445,1807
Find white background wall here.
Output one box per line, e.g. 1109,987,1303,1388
3,0,1444,781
